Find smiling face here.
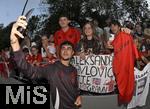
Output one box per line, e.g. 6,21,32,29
59,17,70,28
41,35,49,44
60,44,74,61
31,47,38,56
83,23,94,37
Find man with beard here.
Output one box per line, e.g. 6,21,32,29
10,16,81,109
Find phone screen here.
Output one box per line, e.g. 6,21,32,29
109,34,115,41
25,8,34,21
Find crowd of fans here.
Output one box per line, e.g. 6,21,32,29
0,16,150,81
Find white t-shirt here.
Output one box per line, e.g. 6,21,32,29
41,44,56,58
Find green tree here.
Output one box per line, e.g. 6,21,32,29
43,0,150,33
44,0,88,34
122,0,150,22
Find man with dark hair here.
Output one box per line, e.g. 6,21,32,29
108,20,139,104
54,14,81,57
10,16,81,109
111,20,121,27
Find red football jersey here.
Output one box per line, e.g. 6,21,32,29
54,27,80,47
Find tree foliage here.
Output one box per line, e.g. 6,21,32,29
44,0,150,33
0,0,149,50
122,0,150,22
0,23,13,50
27,15,49,38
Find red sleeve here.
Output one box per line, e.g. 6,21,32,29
14,50,52,78
75,29,81,44
54,32,58,46
25,54,32,62
37,54,42,63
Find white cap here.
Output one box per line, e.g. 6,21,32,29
31,42,37,47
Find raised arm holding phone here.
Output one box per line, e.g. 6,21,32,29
10,16,81,109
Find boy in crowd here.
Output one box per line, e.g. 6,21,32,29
54,15,80,57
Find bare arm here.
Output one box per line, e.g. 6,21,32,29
10,16,50,79
10,16,27,52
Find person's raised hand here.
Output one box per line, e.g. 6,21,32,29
121,27,132,34
10,16,27,42
10,16,27,51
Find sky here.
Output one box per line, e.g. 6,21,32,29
0,0,43,27
0,0,150,27
148,0,150,9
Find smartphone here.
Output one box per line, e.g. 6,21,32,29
18,8,34,34
17,8,34,46
25,8,34,21
109,34,115,42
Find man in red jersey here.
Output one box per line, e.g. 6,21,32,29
54,15,80,57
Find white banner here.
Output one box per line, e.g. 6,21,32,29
128,63,150,109
72,55,150,107
72,55,116,93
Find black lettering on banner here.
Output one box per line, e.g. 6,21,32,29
79,75,86,84
75,65,81,74
101,86,108,93
105,56,112,66
95,55,101,65
136,71,148,79
87,85,108,93
106,67,113,78
84,57,90,65
137,77,147,95
86,76,91,85
99,67,105,77
73,55,113,66
74,55,115,93
101,56,106,65
90,55,95,65
90,66,98,77
80,66,87,75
